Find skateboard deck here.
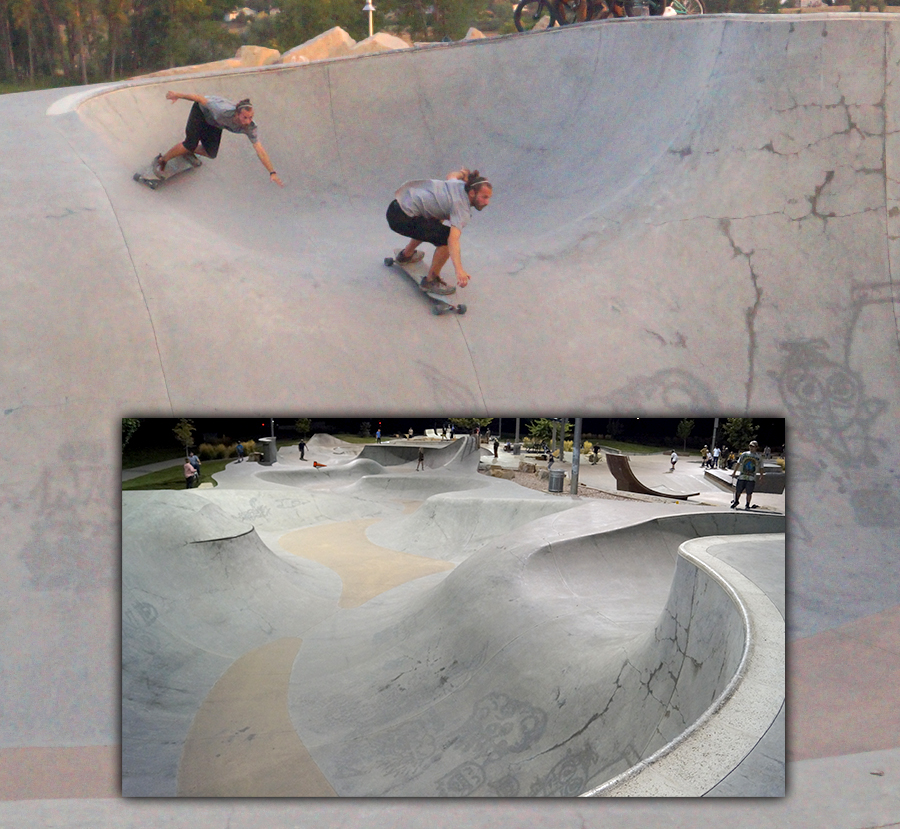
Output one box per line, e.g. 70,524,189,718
133,153,201,189
384,250,467,316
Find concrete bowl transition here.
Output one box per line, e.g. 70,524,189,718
122,439,784,797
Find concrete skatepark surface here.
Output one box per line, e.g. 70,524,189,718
2,8,900,828
122,437,785,797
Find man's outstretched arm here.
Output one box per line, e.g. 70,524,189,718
254,141,284,187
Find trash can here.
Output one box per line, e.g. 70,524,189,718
548,469,565,493
513,443,521,456
259,436,278,466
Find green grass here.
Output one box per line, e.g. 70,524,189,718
123,445,187,469
593,439,677,455
0,77,86,95
123,458,233,491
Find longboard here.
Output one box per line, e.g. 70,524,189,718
384,250,467,316
133,153,201,189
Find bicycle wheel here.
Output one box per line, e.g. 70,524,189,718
514,0,557,31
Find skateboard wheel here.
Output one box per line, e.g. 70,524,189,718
384,257,394,266
132,173,140,181
457,304,467,315
431,305,442,316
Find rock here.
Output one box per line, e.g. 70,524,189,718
518,462,536,473
281,27,356,63
235,45,281,66
463,27,486,39
134,58,241,78
490,467,516,480
349,32,411,56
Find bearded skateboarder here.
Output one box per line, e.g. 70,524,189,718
386,168,492,295
155,91,284,186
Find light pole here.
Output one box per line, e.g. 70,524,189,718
363,1,375,37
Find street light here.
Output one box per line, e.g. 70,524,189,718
362,1,375,37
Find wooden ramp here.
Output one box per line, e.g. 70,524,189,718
605,453,700,500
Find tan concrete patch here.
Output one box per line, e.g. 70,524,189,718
789,604,900,761
0,746,118,799
177,638,336,796
279,518,454,608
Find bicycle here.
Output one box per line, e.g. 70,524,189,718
513,0,701,31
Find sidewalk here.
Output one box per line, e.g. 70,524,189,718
480,447,785,512
122,457,185,481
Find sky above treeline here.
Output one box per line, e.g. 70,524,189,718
127,417,786,450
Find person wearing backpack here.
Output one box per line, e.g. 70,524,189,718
731,440,765,510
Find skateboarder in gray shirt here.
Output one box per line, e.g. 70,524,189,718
157,91,284,186
387,168,492,294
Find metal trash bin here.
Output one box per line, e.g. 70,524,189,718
513,443,521,456
259,436,278,466
548,469,565,493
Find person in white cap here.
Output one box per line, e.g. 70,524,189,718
731,440,765,510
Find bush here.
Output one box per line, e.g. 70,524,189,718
198,440,258,459
198,442,218,460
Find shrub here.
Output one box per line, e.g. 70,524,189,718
198,442,218,460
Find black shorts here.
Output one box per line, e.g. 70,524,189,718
386,200,451,248
183,102,222,157
735,479,756,498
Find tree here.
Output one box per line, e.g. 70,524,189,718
261,0,367,52
606,418,624,440
173,417,196,454
676,418,694,451
525,418,572,446
294,417,311,436
122,418,141,449
449,417,493,433
721,417,757,452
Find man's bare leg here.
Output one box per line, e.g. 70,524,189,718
401,240,422,259
428,245,451,282
159,143,208,170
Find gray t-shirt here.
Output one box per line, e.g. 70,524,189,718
199,96,259,144
395,179,472,230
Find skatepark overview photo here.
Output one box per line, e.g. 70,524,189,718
2,7,900,829
122,429,785,797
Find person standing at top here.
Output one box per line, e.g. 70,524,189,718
731,440,765,510
387,168,492,295
156,91,284,186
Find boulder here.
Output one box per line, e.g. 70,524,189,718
463,27,486,39
235,45,281,66
518,462,536,473
280,54,309,65
349,32,411,56
281,27,356,63
490,467,516,480
134,58,241,78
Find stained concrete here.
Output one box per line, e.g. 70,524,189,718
2,8,899,825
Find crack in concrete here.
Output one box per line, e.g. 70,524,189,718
719,218,762,409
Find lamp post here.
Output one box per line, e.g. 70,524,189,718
363,1,375,37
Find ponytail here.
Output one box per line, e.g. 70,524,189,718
465,169,491,192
